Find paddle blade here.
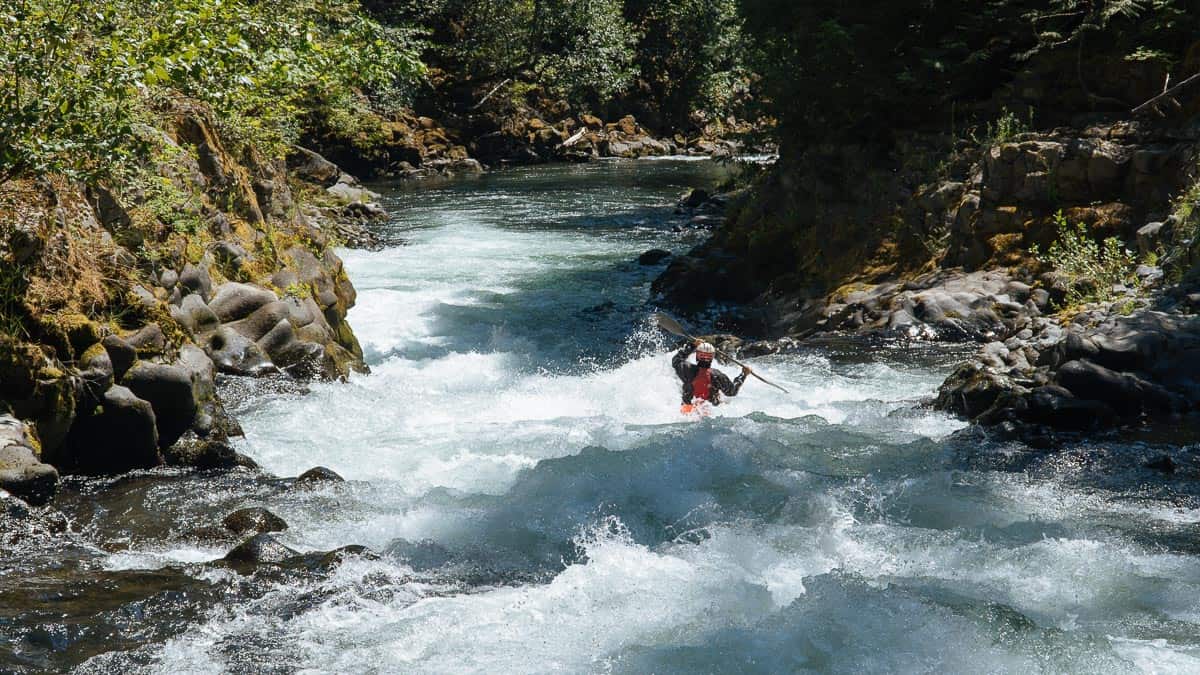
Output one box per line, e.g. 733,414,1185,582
653,312,690,338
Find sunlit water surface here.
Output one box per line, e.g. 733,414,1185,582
4,161,1200,674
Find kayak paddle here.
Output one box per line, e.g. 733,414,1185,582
653,313,790,394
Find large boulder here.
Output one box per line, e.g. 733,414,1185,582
205,326,278,377
122,361,198,448
65,385,160,474
208,282,278,323
1055,359,1180,416
287,146,342,187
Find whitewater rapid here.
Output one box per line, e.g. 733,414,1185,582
69,161,1200,674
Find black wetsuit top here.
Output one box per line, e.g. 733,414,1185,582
672,343,746,405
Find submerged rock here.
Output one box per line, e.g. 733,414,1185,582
294,466,344,488
222,507,288,536
223,533,298,565
638,249,672,266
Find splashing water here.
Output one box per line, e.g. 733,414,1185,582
13,161,1200,674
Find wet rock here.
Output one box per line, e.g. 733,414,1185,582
222,507,288,536
679,189,710,208
1056,359,1178,416
1144,454,1176,474
163,435,257,470
294,466,344,488
65,385,160,474
638,249,672,266
223,533,298,565
0,489,69,545
205,326,278,377
122,362,198,448
0,415,58,505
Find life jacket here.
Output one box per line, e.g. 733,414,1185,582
691,367,712,401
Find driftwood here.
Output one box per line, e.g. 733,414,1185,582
560,128,588,148
1132,71,1200,115
470,78,511,111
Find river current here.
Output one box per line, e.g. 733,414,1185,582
4,160,1200,673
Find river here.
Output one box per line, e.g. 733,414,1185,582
4,160,1200,673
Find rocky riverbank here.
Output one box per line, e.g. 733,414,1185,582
306,106,754,181
0,93,755,514
655,115,1200,438
0,101,388,504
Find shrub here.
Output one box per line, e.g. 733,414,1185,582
0,0,425,182
1033,210,1136,307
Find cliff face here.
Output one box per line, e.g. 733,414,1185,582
0,100,381,497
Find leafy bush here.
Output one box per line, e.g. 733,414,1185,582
974,107,1034,148
1033,210,1136,306
0,0,424,182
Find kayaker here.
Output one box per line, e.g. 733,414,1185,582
672,339,750,412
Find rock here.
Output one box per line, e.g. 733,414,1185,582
0,489,69,545
125,324,168,357
637,249,672,266
679,189,710,208
294,466,344,488
102,335,138,380
227,300,290,342
212,241,251,274
159,268,179,290
1056,359,1177,416
208,283,278,323
163,436,257,470
326,179,381,205
0,416,58,505
580,114,603,130
205,326,278,377
223,533,298,565
345,201,386,219
1137,222,1166,255
1144,454,1176,474
131,285,158,309
122,362,198,448
78,342,115,402
65,385,160,474
176,293,220,335
222,507,288,536
179,263,213,303
286,146,341,187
